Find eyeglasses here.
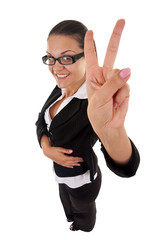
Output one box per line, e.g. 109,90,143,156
42,52,84,66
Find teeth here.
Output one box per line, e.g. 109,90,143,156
57,74,69,78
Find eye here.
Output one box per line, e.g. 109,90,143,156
48,56,54,61
45,56,55,65
61,56,73,64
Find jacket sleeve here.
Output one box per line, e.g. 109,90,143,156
35,86,61,148
35,111,50,148
100,138,140,177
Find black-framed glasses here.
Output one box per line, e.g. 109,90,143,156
42,52,84,66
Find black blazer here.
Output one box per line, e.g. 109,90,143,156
35,85,140,181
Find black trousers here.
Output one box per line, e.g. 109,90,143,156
58,167,102,232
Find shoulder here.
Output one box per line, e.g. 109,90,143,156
48,85,61,98
41,85,61,112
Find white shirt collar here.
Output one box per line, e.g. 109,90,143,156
61,81,87,99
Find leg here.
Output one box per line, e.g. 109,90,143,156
68,167,102,232
70,199,97,232
59,184,74,221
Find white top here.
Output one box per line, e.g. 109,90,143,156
44,82,97,188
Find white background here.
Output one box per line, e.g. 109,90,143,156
0,0,160,239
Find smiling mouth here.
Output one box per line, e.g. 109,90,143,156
56,74,70,79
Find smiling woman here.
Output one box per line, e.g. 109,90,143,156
46,34,86,92
35,19,140,232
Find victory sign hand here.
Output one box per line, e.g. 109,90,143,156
84,19,131,133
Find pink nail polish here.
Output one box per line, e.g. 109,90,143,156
113,102,118,109
119,68,131,79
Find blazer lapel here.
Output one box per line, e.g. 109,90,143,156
41,86,62,112
49,98,82,129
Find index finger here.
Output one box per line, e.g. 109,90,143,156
103,19,125,69
84,30,98,70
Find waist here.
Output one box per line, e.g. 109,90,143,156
54,169,97,188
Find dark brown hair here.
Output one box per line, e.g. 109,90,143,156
48,20,88,50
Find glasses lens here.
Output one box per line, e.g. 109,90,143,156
60,56,73,65
45,56,55,65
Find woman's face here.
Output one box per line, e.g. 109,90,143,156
47,35,86,89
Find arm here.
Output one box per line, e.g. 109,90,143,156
98,126,132,164
35,114,83,168
101,138,140,177
84,19,140,175
35,85,61,147
35,112,50,147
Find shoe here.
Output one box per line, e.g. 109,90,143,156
69,223,78,231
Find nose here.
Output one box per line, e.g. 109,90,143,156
49,59,65,75
52,60,64,71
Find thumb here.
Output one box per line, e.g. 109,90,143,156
59,148,73,154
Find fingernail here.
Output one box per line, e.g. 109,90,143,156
113,102,118,109
119,68,131,79
69,150,73,153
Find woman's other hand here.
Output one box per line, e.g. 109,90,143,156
41,135,83,168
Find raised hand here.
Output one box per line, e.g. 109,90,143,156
84,19,131,133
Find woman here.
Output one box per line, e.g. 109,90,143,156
35,19,140,232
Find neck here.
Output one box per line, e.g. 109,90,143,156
64,79,85,98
